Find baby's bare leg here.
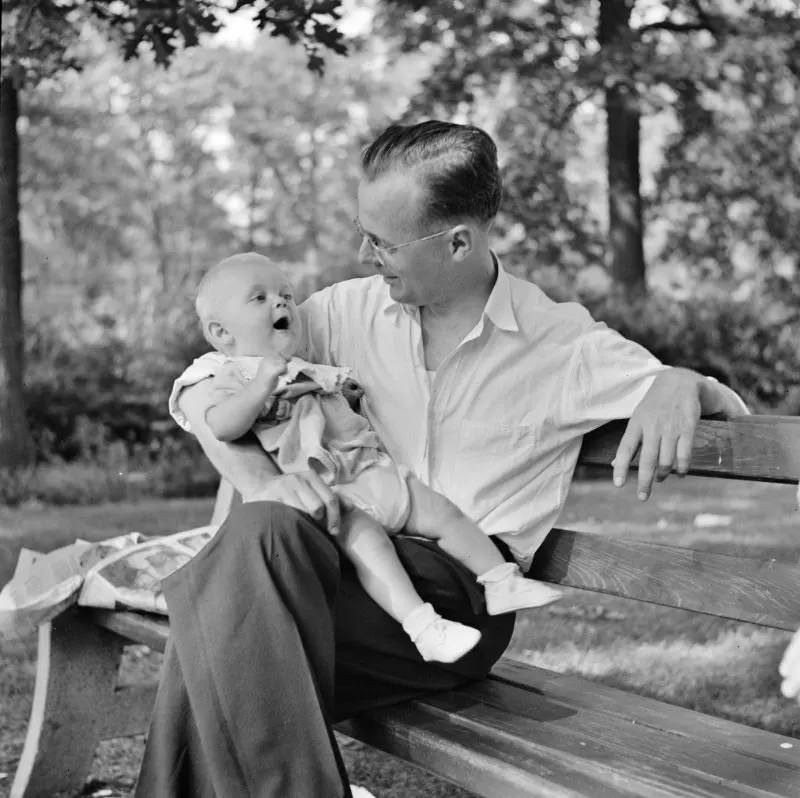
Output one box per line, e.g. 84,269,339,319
404,476,504,575
337,507,425,622
404,477,562,615
337,507,482,662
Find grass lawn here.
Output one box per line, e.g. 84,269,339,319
1,476,799,796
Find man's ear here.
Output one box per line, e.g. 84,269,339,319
207,321,234,349
449,225,473,261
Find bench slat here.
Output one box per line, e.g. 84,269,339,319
343,694,791,798
440,679,800,794
88,608,168,653
580,417,800,483
529,529,800,631
340,703,683,798
491,659,800,768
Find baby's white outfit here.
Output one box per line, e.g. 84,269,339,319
169,353,411,531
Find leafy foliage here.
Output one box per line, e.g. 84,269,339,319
4,0,799,501
2,0,348,84
584,290,800,414
375,0,800,294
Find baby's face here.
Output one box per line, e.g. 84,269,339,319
213,259,300,358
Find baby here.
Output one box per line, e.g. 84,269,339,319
170,253,561,664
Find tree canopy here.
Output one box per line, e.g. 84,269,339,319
1,0,798,473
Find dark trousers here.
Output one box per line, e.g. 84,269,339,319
135,501,515,798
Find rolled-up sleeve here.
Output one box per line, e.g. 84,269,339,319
560,323,667,432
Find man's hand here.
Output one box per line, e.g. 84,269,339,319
780,628,800,702
244,470,340,535
612,368,746,500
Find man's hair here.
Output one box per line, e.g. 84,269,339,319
361,120,502,226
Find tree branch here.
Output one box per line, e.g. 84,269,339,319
636,20,709,34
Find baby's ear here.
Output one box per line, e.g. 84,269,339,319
208,321,233,349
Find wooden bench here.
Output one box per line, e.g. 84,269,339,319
11,416,800,797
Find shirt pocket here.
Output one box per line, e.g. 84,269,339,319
456,418,538,460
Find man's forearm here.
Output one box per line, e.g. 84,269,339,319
698,374,750,417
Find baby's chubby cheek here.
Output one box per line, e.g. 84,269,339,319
292,310,311,358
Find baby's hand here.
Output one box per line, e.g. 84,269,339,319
342,378,364,411
253,353,288,395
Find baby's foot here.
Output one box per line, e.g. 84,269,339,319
402,602,482,663
477,563,562,615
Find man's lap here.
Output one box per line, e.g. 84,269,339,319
174,500,514,718
334,533,515,717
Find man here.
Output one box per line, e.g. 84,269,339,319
136,120,746,797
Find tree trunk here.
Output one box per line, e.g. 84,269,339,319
599,0,646,295
0,76,35,469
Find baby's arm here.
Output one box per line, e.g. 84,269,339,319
206,354,287,441
178,377,341,532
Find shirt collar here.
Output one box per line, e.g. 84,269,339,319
382,251,519,333
483,254,519,333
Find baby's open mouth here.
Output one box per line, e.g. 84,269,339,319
273,317,290,331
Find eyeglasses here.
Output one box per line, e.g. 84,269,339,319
353,217,454,258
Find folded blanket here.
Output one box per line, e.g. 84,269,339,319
0,525,217,638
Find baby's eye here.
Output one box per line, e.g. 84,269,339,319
251,292,266,302
282,292,294,302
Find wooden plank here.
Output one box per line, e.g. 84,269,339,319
11,611,126,798
418,687,798,798
580,416,800,483
340,703,680,798
528,529,800,630
88,608,169,652
342,698,788,798
98,684,158,740
440,678,800,794
490,659,800,769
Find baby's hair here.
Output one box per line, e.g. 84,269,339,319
195,252,274,320
195,252,286,348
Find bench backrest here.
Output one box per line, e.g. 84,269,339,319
535,415,800,631
211,416,800,630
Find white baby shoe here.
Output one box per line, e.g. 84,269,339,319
477,562,562,615
402,602,482,663
351,786,378,798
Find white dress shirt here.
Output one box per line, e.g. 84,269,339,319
301,262,666,569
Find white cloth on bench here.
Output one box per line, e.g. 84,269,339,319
0,525,217,637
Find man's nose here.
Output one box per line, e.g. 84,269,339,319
358,238,380,269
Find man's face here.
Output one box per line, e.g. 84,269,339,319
356,170,453,307
213,258,299,358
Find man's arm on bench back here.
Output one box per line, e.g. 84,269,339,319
178,379,340,533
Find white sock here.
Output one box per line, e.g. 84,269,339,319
477,564,562,615
402,602,482,663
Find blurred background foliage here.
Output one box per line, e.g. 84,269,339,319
2,0,799,503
